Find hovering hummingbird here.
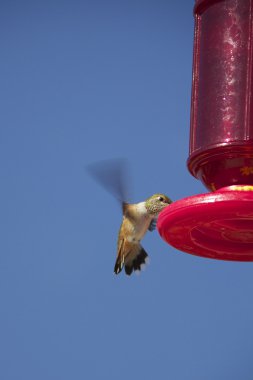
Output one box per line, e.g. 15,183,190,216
115,193,172,275
87,159,172,276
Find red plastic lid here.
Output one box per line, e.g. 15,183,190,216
157,186,253,261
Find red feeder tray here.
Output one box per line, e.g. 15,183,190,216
157,0,253,261
158,186,253,261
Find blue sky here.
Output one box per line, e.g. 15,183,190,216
1,1,253,379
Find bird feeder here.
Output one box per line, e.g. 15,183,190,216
157,0,253,260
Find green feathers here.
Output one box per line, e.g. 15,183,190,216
145,193,172,215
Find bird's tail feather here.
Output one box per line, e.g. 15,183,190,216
124,246,149,276
114,243,149,276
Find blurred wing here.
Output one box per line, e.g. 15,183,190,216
86,158,132,203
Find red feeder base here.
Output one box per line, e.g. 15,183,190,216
157,185,253,261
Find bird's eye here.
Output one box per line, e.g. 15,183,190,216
158,196,164,202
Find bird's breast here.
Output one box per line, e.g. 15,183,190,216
121,213,151,243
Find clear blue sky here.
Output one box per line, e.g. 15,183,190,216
1,1,253,379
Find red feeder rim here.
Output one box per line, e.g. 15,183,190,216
157,186,253,261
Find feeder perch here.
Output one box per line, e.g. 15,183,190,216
157,0,253,261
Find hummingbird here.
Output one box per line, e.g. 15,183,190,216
87,159,172,276
115,194,172,275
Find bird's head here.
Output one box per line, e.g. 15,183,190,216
145,194,172,215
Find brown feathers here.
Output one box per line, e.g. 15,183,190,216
114,239,148,276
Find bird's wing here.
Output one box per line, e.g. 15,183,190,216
122,202,129,214
86,158,132,204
